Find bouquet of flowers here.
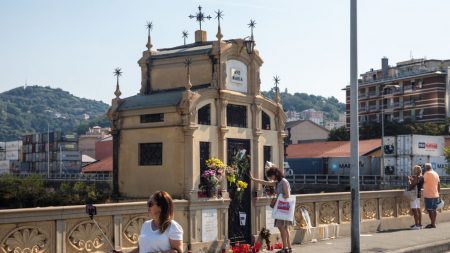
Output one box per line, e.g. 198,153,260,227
201,157,225,197
236,180,248,202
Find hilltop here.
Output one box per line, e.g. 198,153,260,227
0,86,110,141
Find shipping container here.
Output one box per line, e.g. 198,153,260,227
5,140,22,151
328,156,374,175
285,158,324,174
0,160,20,174
56,151,81,161
396,155,429,176
62,133,77,142
5,150,19,160
397,135,444,156
430,156,449,176
57,142,78,151
0,142,5,151
52,160,81,174
383,157,397,175
383,136,396,156
0,152,5,161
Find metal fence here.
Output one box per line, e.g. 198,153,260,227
285,174,450,187
12,173,112,182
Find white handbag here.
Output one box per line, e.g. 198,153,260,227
436,199,445,210
272,194,296,222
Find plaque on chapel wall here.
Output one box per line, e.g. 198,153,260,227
226,59,248,92
201,209,218,242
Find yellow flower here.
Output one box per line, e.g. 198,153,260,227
237,180,248,189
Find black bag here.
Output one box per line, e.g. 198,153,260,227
270,197,277,208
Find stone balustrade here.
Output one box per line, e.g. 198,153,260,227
1,189,449,253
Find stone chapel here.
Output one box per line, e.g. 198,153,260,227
108,13,287,201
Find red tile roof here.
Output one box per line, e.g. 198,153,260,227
286,139,381,158
81,156,112,173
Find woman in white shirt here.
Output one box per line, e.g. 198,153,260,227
138,191,183,253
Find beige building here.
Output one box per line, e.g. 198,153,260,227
286,119,330,144
108,19,287,244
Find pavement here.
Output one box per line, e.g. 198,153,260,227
288,221,450,253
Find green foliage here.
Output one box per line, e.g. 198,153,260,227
359,121,447,140
0,174,112,209
262,90,345,121
0,85,110,141
328,126,350,141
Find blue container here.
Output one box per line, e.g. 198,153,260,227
286,158,325,174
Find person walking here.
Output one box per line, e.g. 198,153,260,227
135,191,184,253
250,166,293,253
407,165,424,229
423,163,440,229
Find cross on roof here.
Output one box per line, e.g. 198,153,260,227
215,9,224,27
273,75,280,88
248,19,256,39
146,21,153,36
189,5,211,31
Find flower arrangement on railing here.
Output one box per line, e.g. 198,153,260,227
200,157,226,197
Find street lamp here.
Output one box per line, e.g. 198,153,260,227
381,84,400,176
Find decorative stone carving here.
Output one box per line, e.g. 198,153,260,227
398,198,410,216
381,198,395,217
342,201,351,222
123,217,147,244
68,221,109,252
295,203,314,228
319,202,337,224
362,199,377,220
1,226,49,253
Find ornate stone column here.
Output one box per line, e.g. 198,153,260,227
184,126,198,200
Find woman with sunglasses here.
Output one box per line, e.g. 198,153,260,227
138,191,183,253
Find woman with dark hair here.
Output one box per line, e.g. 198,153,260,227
250,166,292,253
138,191,183,253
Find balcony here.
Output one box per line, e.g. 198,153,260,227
369,105,379,112
359,106,368,113
403,100,416,107
368,91,379,98
358,93,368,99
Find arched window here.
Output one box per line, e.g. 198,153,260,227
198,104,211,125
262,111,271,130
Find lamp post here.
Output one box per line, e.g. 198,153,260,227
380,84,399,176
349,0,360,251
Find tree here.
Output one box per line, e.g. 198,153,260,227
328,126,350,141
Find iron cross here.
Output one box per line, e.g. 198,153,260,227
273,75,280,88
189,5,211,31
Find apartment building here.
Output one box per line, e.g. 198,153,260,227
345,57,450,125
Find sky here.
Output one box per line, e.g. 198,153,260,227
1,0,450,104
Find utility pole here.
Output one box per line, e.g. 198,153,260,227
350,0,360,252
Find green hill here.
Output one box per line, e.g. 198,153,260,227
262,89,345,121
0,86,110,141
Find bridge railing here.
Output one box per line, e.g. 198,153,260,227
13,172,113,181
285,174,450,186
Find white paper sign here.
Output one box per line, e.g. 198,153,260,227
202,209,218,242
265,205,278,234
239,212,247,226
